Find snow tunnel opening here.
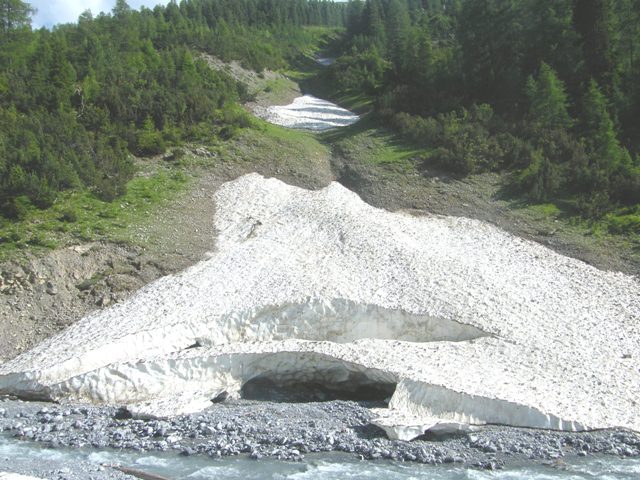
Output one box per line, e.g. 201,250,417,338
240,371,397,404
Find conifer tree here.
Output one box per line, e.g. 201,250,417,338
0,0,33,36
525,63,572,131
346,0,364,38
517,149,561,202
362,0,386,53
574,79,634,212
581,79,625,165
384,0,410,72
572,0,614,94
112,0,132,19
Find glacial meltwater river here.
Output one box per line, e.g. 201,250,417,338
2,434,639,480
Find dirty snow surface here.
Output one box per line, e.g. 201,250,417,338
254,94,359,131
1,174,639,439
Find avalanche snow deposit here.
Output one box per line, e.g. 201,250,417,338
0,174,639,440
253,95,359,131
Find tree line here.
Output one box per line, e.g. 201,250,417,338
0,0,346,218
329,0,639,227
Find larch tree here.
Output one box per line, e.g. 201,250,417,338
0,0,32,43
525,62,573,131
572,0,614,94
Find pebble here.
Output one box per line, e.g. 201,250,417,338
0,399,638,471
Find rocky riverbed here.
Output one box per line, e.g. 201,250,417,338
2,397,640,475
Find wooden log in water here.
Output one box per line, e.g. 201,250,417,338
107,465,172,480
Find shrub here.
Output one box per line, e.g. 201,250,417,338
433,105,502,174
576,192,611,219
59,208,79,223
134,116,166,156
606,214,640,234
91,136,134,202
516,150,561,202
391,112,440,145
222,104,254,129
1,196,33,220
28,233,57,248
390,105,507,175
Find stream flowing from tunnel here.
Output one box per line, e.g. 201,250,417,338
2,434,639,479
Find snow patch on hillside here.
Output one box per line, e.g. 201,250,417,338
254,95,359,131
0,173,638,439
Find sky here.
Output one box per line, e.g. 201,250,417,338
29,1,170,28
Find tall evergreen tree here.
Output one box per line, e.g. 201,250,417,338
112,0,132,19
457,0,524,110
384,0,410,72
525,62,572,131
362,0,386,52
346,0,364,38
572,0,614,94
575,79,633,209
0,0,32,36
581,79,624,164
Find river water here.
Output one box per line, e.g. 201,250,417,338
2,434,639,480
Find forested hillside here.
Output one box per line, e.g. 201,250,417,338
2,0,639,238
0,0,345,218
327,0,640,231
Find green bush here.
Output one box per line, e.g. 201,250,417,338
0,230,22,244
221,104,255,129
391,112,439,145
389,105,507,175
136,117,166,156
91,137,134,202
1,196,33,220
606,214,640,234
59,208,79,223
516,150,561,202
576,192,611,219
434,105,502,174
28,233,57,248
165,148,186,163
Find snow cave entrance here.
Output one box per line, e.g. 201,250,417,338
236,351,398,404
240,370,397,404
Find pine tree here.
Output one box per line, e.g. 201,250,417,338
346,0,364,38
404,15,432,85
525,62,572,131
362,0,386,53
457,0,524,109
572,0,614,94
576,79,633,210
517,149,561,202
0,0,33,36
581,79,623,163
112,0,132,19
384,0,410,73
